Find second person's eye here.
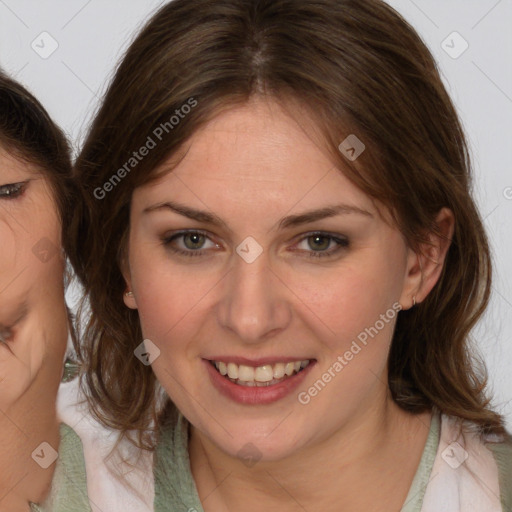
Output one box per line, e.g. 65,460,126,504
0,181,28,199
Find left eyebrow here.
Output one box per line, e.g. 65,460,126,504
278,204,373,230
143,200,373,231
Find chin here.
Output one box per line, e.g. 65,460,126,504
195,412,311,464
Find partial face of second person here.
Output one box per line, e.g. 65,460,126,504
0,146,67,410
123,96,433,461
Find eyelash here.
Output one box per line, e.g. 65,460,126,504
161,230,349,259
0,181,28,199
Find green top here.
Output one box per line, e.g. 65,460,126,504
153,410,512,512
25,411,511,511
482,438,512,509
154,409,202,512
400,412,441,511
30,423,91,512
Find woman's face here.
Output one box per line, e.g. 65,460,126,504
0,147,67,409
124,97,419,461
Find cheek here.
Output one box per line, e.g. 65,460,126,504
130,251,215,351
281,254,403,353
304,250,405,401
0,222,17,284
0,208,64,301
0,351,33,409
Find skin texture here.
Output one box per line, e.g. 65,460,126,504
0,147,68,511
123,97,454,511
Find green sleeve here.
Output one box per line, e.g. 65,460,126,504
486,435,512,511
31,423,92,512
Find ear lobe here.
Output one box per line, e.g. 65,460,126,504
123,290,138,309
119,250,138,310
400,207,455,308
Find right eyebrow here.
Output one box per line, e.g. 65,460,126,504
143,200,228,228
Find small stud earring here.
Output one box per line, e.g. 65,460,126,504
125,291,133,297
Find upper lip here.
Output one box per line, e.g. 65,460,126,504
205,356,314,366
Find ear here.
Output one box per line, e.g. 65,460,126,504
120,249,138,310
399,207,455,309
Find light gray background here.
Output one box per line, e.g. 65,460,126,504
0,0,511,427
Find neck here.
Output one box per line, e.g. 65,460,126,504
190,389,432,512
0,356,62,510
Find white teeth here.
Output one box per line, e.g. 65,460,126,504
254,365,274,382
273,362,285,379
227,362,238,379
284,362,295,376
218,361,228,376
238,365,255,381
213,359,311,385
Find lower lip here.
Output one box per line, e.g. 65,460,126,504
204,359,315,405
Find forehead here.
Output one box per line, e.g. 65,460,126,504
134,97,376,216
178,98,330,178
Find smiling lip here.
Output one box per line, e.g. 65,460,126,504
205,355,311,366
204,357,315,405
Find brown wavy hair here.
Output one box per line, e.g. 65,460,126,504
68,0,507,449
0,70,73,236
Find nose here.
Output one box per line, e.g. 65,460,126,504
216,246,292,343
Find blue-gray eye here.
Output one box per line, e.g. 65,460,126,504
0,181,27,199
